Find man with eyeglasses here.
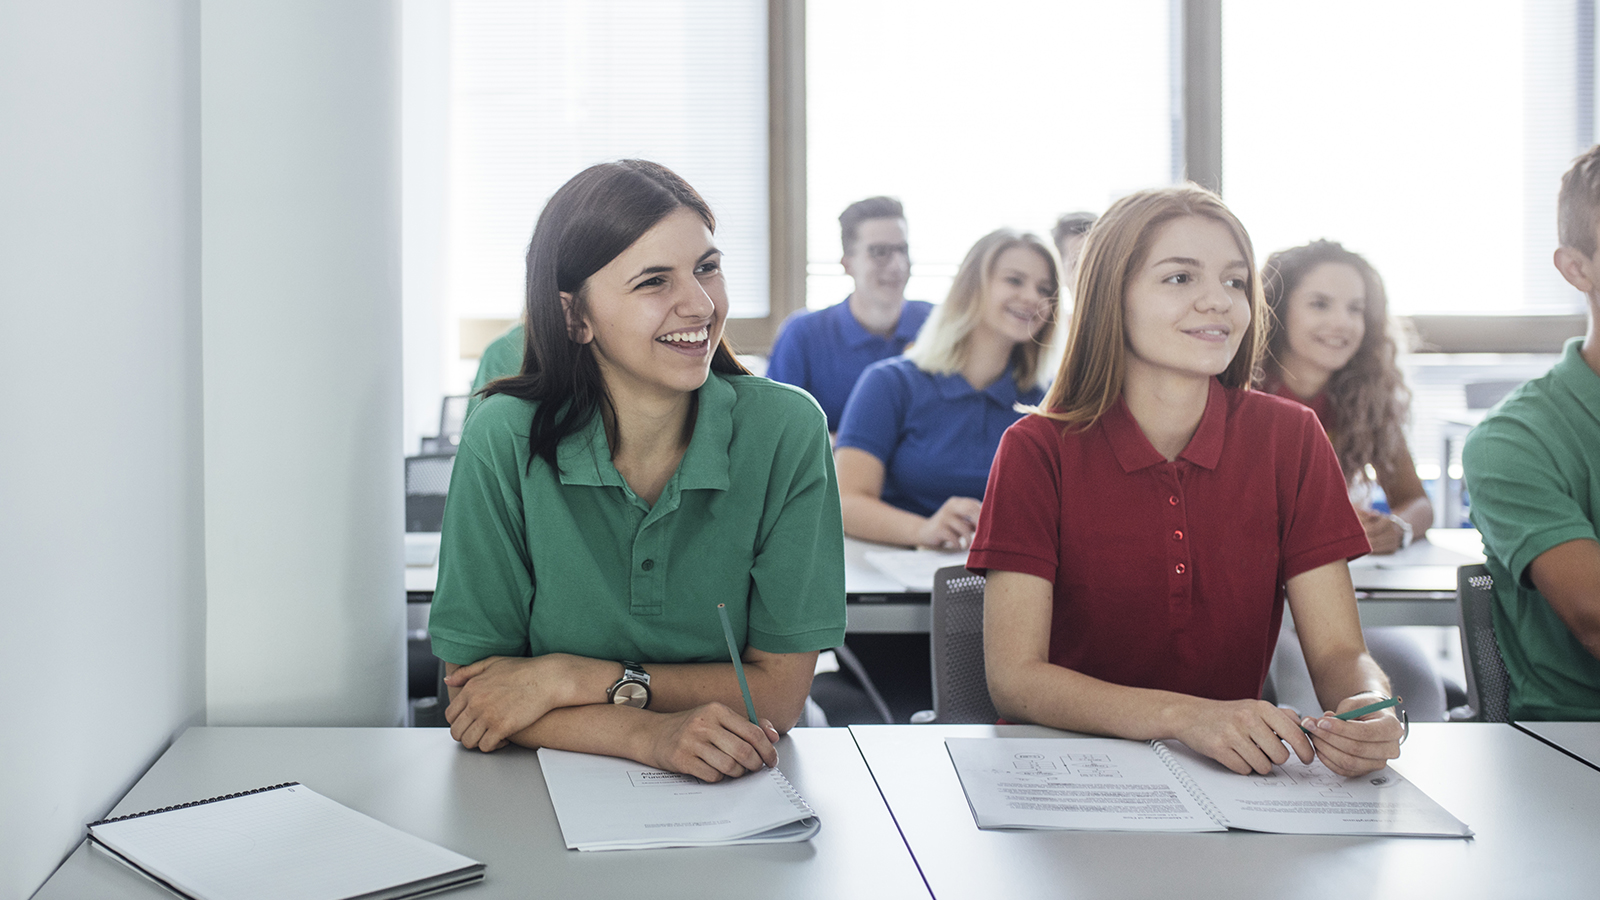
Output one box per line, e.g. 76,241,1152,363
767,196,931,432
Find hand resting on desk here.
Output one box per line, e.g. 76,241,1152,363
443,651,802,781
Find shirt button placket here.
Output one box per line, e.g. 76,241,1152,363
1162,472,1192,622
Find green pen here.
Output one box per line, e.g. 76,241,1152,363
716,603,760,727
1299,696,1402,735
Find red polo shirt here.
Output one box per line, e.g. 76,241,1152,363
968,379,1369,702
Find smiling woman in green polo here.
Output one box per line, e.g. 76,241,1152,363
429,161,845,783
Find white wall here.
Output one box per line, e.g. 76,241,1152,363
0,3,207,897
201,1,405,726
0,2,405,896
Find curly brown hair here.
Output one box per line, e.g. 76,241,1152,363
1260,240,1410,485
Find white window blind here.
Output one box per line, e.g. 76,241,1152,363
449,0,771,321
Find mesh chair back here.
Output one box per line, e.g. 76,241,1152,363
1456,564,1511,723
930,565,998,724
405,454,456,533
439,395,469,443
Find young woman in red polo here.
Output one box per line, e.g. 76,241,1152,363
968,185,1405,778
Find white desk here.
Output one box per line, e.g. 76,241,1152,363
33,727,929,900
1516,721,1600,771
850,722,1600,900
407,531,1485,634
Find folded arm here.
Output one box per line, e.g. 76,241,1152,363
442,647,817,778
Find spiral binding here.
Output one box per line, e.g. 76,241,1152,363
768,769,816,820
89,783,301,827
1147,741,1227,827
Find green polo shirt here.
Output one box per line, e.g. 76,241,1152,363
429,371,846,667
465,323,525,421
1464,337,1600,720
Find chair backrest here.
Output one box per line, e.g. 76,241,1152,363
929,565,998,724
1456,563,1511,722
439,395,469,443
405,454,456,533
1464,380,1520,410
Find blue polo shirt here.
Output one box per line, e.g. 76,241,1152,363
766,297,934,431
836,356,1044,517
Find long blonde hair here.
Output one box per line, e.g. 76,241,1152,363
905,228,1060,388
1038,185,1265,429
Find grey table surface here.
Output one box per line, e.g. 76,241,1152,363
1516,720,1600,770
850,722,1600,900
33,726,929,900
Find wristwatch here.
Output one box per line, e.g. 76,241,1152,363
607,661,651,709
1387,514,1414,549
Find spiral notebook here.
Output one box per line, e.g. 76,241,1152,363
945,737,1471,837
537,748,820,851
86,783,485,900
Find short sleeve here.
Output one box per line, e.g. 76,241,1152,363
834,360,911,464
1279,408,1370,581
1465,415,1599,588
427,402,538,665
745,393,847,653
967,417,1062,583
764,311,810,390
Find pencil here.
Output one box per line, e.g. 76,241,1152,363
1298,696,1403,735
716,603,760,726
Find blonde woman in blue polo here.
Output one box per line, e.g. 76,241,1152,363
429,161,845,781
835,229,1059,550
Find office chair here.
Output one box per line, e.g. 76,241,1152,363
912,565,998,724
1451,564,1511,722
419,395,470,455
405,453,456,533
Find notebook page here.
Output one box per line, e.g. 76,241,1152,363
89,784,482,899
538,748,818,850
1159,740,1472,837
944,738,1225,832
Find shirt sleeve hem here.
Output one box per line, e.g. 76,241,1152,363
427,634,526,667
1505,524,1600,588
1281,534,1373,583
965,549,1056,583
747,624,847,655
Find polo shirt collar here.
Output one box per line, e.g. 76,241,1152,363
932,369,1025,408
553,374,734,492
1556,336,1600,417
835,295,920,349
1101,377,1229,473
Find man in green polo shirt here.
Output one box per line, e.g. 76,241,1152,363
1464,143,1600,721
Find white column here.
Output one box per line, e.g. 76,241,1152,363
201,1,405,726
0,3,206,895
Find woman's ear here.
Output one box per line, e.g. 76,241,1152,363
559,291,593,344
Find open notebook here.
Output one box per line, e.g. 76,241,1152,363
946,737,1471,837
86,783,484,900
538,748,820,851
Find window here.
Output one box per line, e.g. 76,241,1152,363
1223,0,1594,315
449,0,772,324
805,0,1174,310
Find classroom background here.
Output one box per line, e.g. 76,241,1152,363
3,2,1595,898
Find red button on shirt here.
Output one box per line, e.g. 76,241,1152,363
968,379,1370,703
1173,530,1184,541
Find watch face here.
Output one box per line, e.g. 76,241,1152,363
612,681,649,708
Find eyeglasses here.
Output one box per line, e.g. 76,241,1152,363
862,243,910,263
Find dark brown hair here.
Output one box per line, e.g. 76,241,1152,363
481,160,748,470
838,196,906,255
